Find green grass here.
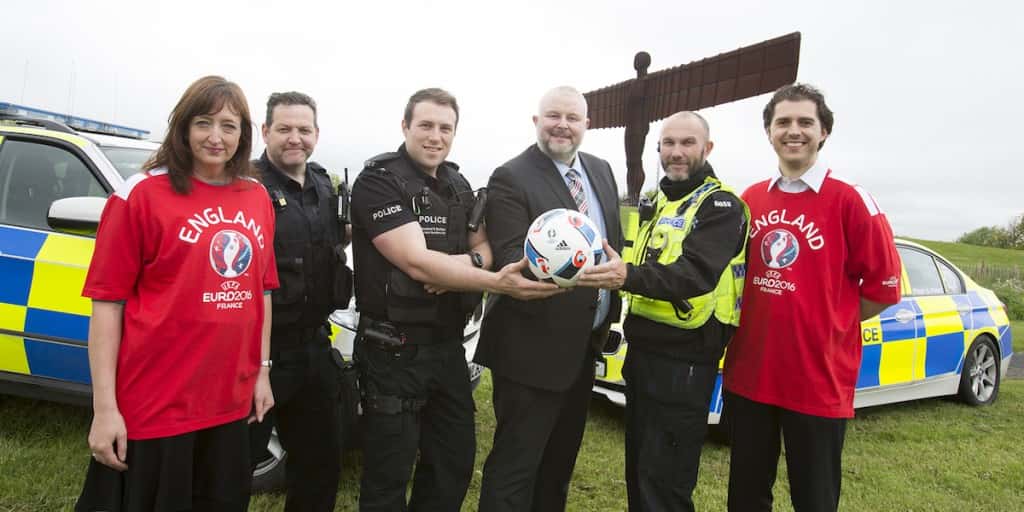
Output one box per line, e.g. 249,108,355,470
903,237,1024,271
3,371,1023,511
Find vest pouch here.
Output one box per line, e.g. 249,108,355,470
273,256,306,306
386,269,439,324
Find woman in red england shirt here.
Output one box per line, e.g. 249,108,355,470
76,75,279,512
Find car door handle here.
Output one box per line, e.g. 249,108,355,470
894,309,915,323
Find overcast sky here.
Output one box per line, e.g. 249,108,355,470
2,0,1020,241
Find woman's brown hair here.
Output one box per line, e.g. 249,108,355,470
143,75,254,194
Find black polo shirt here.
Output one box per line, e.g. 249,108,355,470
350,145,464,327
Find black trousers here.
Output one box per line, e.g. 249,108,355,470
355,339,475,512
624,348,718,512
478,351,595,512
76,418,251,512
725,391,847,512
250,330,344,512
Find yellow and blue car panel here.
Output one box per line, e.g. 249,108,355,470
0,224,93,384
595,247,1014,419
855,288,1009,388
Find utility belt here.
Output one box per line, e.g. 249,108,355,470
271,324,329,349
357,315,461,350
362,390,427,415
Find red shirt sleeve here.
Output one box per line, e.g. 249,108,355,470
82,188,145,301
843,185,901,305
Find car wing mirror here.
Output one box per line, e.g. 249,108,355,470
47,196,107,235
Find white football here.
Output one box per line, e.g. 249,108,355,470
523,208,604,288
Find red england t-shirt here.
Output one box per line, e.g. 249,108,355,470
723,167,901,418
83,170,279,439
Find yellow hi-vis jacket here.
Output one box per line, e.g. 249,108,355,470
622,176,750,329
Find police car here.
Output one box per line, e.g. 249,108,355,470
593,239,1015,423
0,108,157,403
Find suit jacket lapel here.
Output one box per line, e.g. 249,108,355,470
527,145,577,211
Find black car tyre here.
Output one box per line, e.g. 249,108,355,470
251,428,287,492
958,336,1000,406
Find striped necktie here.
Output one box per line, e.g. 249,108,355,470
566,168,590,215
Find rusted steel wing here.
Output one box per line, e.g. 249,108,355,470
585,32,802,129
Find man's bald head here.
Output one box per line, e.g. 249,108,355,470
660,111,709,141
533,86,590,165
658,111,713,181
537,86,588,118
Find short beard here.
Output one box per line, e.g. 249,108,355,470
539,138,580,165
661,150,705,182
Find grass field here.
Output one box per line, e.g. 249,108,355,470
904,237,1024,271
3,370,1023,511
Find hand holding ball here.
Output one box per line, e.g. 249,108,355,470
523,208,604,287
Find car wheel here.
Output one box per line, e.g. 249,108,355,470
958,336,1000,406
251,428,287,492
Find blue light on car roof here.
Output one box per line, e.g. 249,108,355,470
0,102,150,139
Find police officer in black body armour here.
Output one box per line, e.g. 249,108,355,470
250,91,353,511
350,88,563,511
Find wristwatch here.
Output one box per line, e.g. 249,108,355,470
468,251,484,268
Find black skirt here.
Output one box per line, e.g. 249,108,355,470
75,418,251,512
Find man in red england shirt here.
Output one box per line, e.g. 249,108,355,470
723,83,902,512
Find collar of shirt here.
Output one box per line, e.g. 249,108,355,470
766,159,828,194
550,154,585,184
398,144,452,192
260,152,314,193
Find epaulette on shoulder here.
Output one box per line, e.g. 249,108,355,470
363,152,400,171
308,161,328,174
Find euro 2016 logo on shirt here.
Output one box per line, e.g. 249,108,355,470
760,229,799,269
209,230,253,278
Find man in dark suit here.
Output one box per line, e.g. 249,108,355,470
476,86,624,512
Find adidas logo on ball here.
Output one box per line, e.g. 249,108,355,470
523,208,605,288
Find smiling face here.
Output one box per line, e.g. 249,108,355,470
768,99,828,176
188,105,241,179
262,104,318,176
402,100,457,176
533,89,589,165
659,113,713,181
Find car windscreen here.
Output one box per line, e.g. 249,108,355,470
100,147,155,179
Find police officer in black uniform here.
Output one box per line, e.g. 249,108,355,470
350,88,562,511
250,92,353,511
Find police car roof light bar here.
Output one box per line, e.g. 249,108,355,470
0,112,77,135
0,102,150,139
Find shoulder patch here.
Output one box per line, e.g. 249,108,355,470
370,200,404,222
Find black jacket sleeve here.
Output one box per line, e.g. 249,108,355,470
484,165,533,270
622,190,746,302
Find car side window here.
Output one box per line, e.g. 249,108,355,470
0,139,105,231
898,247,945,296
936,259,965,295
